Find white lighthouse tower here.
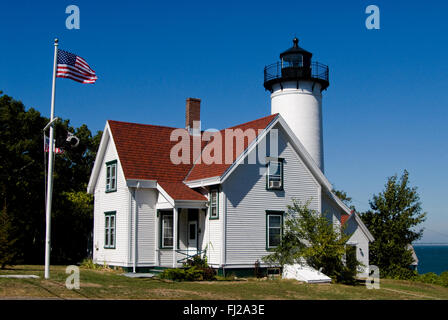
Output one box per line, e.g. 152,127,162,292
264,38,329,171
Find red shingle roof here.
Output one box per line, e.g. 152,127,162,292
185,114,278,181
107,114,278,201
341,213,350,225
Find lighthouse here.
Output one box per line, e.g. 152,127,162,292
264,38,329,171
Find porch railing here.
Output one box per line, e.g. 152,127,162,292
175,249,204,264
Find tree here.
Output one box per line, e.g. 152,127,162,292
333,189,356,212
0,206,19,269
263,200,361,284
360,170,426,279
0,91,101,264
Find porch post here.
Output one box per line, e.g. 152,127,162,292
173,207,178,268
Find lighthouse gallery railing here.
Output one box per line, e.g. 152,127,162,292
264,61,329,83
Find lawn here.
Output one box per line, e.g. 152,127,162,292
1,265,448,300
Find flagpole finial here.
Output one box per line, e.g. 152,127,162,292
54,38,59,45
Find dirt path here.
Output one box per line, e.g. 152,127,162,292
381,287,440,300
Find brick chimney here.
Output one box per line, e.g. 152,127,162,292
185,98,201,134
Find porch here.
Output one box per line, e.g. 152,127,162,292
155,208,207,268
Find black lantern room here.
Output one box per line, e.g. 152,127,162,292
264,38,329,92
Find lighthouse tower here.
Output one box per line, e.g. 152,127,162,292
264,38,329,171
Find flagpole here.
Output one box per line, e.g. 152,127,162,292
44,38,58,279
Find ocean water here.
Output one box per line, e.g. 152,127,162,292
413,245,448,275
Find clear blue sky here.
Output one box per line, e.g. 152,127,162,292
1,0,447,242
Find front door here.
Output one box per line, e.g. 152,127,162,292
187,220,198,255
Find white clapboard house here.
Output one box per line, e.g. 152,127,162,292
87,39,374,276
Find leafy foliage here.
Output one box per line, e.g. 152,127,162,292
263,200,361,284
160,254,216,281
0,91,102,264
159,266,216,281
360,170,426,279
0,208,19,268
416,271,448,288
332,189,356,211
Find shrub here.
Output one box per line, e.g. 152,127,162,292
185,266,204,281
184,255,208,268
80,258,101,270
263,200,361,284
80,258,121,272
201,266,217,281
157,253,217,282
386,265,418,280
183,254,216,281
439,271,448,287
415,271,448,288
418,272,439,284
160,268,188,281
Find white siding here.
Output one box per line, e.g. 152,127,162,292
132,189,157,265
92,133,130,267
222,126,321,267
322,193,342,228
158,250,174,267
201,191,223,267
345,218,370,277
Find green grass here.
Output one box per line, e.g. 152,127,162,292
1,265,448,300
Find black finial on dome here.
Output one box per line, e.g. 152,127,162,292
293,37,299,47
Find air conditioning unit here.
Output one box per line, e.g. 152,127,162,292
269,180,281,189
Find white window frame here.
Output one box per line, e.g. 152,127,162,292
104,211,116,249
209,189,219,220
106,160,117,192
267,212,283,249
267,159,283,190
161,213,174,249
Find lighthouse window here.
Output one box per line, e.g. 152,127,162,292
267,160,283,190
282,54,303,68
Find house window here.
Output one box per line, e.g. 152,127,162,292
266,212,283,249
106,160,117,192
104,211,116,249
161,213,173,248
267,159,283,190
209,189,219,220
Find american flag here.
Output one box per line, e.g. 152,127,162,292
44,136,64,154
56,49,98,84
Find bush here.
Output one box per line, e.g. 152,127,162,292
386,265,418,280
160,268,189,281
159,254,217,282
263,201,360,284
80,258,100,270
439,271,448,287
184,255,208,268
415,271,448,288
185,267,204,281
159,266,215,281
201,266,217,281
80,258,122,272
418,272,439,284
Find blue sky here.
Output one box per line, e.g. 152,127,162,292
1,0,447,242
